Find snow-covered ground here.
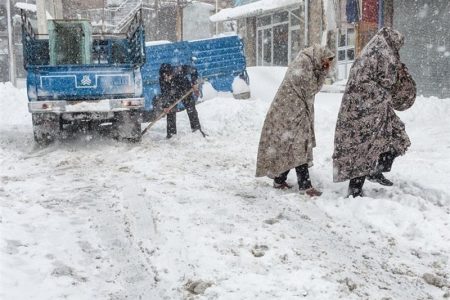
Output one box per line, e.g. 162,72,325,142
1,67,449,299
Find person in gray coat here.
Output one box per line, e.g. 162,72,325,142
256,44,335,197
332,27,416,197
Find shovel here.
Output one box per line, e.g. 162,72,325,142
141,88,194,136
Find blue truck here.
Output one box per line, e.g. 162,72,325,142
21,9,250,145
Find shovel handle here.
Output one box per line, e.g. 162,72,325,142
141,88,194,135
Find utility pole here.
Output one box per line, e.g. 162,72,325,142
176,0,183,41
36,0,48,35
6,0,15,85
50,0,63,19
154,0,159,40
215,0,218,35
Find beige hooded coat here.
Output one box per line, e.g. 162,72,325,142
332,28,416,182
256,44,335,178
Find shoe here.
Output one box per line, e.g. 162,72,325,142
346,188,365,198
273,181,293,190
300,187,322,197
367,173,393,186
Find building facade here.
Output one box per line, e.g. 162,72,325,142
211,1,337,73
211,0,449,98
212,0,308,67
0,3,9,82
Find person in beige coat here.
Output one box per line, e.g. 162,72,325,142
256,44,335,197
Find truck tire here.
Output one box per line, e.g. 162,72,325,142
113,111,142,143
32,113,61,145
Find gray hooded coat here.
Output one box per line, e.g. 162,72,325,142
332,27,416,182
256,44,335,178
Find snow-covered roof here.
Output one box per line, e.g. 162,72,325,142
145,40,172,46
210,0,302,22
15,2,53,19
15,2,38,12
189,1,215,10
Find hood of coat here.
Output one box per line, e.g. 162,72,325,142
159,63,174,77
380,27,405,52
302,44,335,71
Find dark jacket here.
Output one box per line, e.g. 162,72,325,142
159,64,198,109
173,65,198,99
159,63,176,109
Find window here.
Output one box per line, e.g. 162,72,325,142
337,27,356,80
273,24,289,66
290,8,302,26
290,29,301,61
0,5,7,32
257,30,262,66
338,50,346,61
263,28,272,66
347,28,355,46
256,16,271,27
256,6,303,66
347,48,355,60
273,11,288,23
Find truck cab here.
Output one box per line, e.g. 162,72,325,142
21,9,145,144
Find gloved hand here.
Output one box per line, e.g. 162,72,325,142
192,84,200,97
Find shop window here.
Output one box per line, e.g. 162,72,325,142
337,27,356,80
290,29,301,61
257,15,271,27
256,6,303,66
290,8,302,26
0,5,7,32
257,31,262,65
273,11,288,23
263,28,272,66
273,24,289,66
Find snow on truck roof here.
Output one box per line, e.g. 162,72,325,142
210,0,302,22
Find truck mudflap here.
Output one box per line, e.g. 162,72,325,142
28,98,144,113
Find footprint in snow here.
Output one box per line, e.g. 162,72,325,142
251,244,269,257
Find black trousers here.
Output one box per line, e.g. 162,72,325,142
349,150,397,192
274,163,312,190
167,96,201,137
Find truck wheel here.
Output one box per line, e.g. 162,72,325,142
113,111,142,143
32,113,61,145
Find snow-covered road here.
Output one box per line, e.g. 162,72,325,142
1,67,449,299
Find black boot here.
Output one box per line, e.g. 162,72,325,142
166,111,177,139
295,164,322,197
348,176,366,198
273,170,292,189
367,173,393,186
